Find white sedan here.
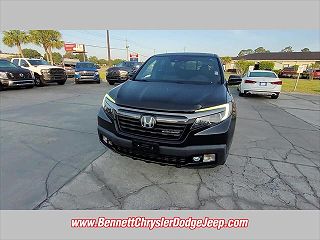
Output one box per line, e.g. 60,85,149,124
238,70,282,99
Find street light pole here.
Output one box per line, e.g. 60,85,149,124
106,30,111,61
126,39,129,61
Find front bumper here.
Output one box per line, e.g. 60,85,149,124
106,73,129,82
75,74,100,81
97,107,236,167
1,79,34,88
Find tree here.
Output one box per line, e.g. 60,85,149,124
220,56,232,65
112,59,125,65
254,47,270,53
63,52,76,59
2,30,29,57
74,53,87,61
259,61,275,70
301,48,310,52
98,59,108,65
237,49,254,57
235,59,255,75
29,30,64,65
88,56,99,64
22,48,42,58
281,46,293,52
51,52,62,64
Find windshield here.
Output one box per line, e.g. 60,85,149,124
249,72,277,78
0,60,18,68
134,55,222,83
117,61,140,68
76,62,96,69
28,59,49,66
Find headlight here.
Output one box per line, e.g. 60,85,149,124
30,71,35,79
75,71,80,75
119,70,127,74
0,72,9,79
192,102,232,129
102,93,116,118
41,69,49,73
95,71,99,75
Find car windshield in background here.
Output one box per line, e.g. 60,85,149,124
117,62,140,68
134,55,222,83
0,60,18,68
28,59,49,66
76,63,96,68
249,72,277,78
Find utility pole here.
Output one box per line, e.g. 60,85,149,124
106,30,111,61
125,39,129,61
153,49,156,55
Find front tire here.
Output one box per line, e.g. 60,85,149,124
57,80,66,85
239,91,245,97
34,76,44,87
108,80,114,85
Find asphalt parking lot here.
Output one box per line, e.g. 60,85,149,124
0,80,319,210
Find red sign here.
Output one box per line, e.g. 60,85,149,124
130,53,139,58
64,43,76,52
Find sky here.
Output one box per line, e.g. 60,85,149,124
1,30,319,61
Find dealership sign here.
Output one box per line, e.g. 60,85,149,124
130,53,139,62
64,43,85,53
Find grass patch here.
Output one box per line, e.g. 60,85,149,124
281,78,320,94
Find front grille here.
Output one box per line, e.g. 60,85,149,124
44,68,66,80
80,71,95,76
117,114,188,141
8,72,32,80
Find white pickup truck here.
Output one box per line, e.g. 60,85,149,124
11,58,67,86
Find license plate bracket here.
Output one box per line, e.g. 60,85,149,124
132,141,159,153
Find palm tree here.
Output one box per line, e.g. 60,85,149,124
28,30,64,64
2,30,29,57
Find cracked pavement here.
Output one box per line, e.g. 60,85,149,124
1,82,319,210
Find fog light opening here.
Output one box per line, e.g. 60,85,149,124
203,154,216,163
192,156,202,162
102,135,112,146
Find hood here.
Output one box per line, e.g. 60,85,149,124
34,65,64,70
75,67,97,71
109,80,227,112
0,67,31,74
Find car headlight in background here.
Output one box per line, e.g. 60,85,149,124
0,72,9,79
94,71,99,75
119,70,127,75
74,71,80,75
102,93,116,118
41,69,50,74
192,102,232,129
30,71,35,79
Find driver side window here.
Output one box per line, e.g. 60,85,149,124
20,60,29,67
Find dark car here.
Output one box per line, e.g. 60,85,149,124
227,75,242,85
278,67,298,78
106,61,143,85
97,53,236,167
0,59,34,90
74,62,100,84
